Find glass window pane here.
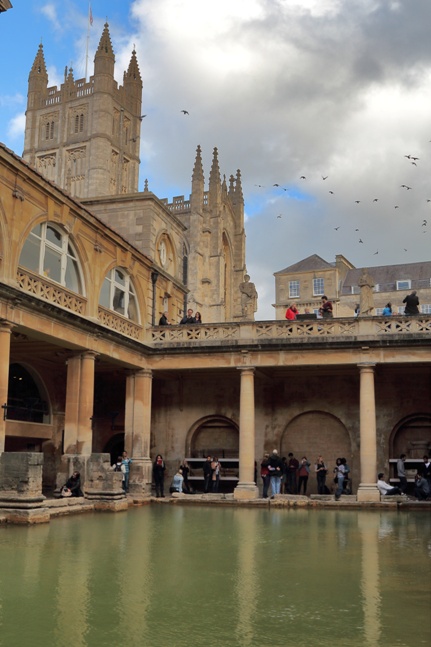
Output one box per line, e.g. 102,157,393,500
43,247,62,282
64,258,81,293
128,293,138,322
115,269,125,286
46,225,62,248
67,243,77,259
31,224,43,239
100,278,111,308
19,236,40,272
113,286,125,314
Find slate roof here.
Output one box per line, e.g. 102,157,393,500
342,261,431,293
274,254,334,275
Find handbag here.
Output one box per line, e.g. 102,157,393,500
61,486,72,497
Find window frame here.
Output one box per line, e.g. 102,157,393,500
313,277,324,296
396,280,411,291
288,280,300,299
100,267,140,323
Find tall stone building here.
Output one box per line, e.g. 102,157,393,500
23,25,252,324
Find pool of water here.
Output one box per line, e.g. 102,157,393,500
0,506,429,647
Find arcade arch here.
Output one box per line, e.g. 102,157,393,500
389,414,431,458
185,415,239,458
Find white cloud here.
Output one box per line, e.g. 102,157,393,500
39,3,62,32
7,113,26,140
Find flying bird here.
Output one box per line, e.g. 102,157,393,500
359,239,363,243
373,250,379,255
411,161,417,166
334,226,340,230
329,190,334,194
355,228,359,231
273,183,280,187
394,206,399,209
139,115,147,120
404,155,411,159
322,175,328,180
373,198,378,202
354,200,360,204
400,185,412,190
181,110,189,115
422,220,427,226
411,156,419,161
277,214,282,219
300,176,306,180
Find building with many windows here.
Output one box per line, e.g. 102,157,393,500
274,254,431,318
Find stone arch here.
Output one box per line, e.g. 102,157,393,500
7,362,51,424
185,415,239,458
281,411,353,492
389,414,431,458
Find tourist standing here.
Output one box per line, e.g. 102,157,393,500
203,455,213,493
158,311,170,325
121,451,132,493
396,454,407,493
211,457,221,492
403,291,419,315
382,303,392,316
285,304,298,320
180,309,196,324
194,311,203,324
153,454,166,497
287,452,299,493
268,449,283,496
422,455,431,489
319,295,333,318
334,458,346,501
297,457,311,495
180,459,191,493
315,456,328,494
260,453,270,498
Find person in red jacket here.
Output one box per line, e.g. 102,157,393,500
285,304,298,320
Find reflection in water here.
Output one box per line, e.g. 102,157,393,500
359,513,381,647
234,510,258,647
0,508,429,647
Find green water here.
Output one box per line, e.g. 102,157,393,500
0,507,429,647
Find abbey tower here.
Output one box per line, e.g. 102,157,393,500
23,24,255,324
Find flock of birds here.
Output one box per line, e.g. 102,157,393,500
138,109,429,261
255,145,430,258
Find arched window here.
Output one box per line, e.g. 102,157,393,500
19,222,83,294
45,122,50,139
79,113,84,132
7,364,50,424
99,267,139,322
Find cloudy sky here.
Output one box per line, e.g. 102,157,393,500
1,0,430,319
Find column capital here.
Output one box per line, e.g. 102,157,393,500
357,362,376,371
237,366,255,375
0,320,15,334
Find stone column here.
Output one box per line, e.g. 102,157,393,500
64,355,81,454
357,363,380,502
0,322,13,454
125,369,153,495
234,367,258,499
77,352,97,455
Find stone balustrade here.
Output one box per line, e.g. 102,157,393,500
149,316,431,347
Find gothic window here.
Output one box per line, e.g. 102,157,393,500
50,121,54,139
19,222,83,294
45,120,54,140
45,122,50,139
99,267,139,322
80,113,84,132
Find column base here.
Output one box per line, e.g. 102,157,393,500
356,483,381,502
233,482,259,500
129,457,153,495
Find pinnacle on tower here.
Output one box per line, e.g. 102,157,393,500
235,169,244,204
209,147,221,191
192,145,204,183
124,49,142,84
228,174,235,200
96,22,115,58
29,43,48,82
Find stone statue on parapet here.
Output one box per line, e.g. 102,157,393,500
358,268,375,316
239,274,258,320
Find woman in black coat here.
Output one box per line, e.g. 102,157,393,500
153,455,166,497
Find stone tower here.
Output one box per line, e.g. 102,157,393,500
22,25,256,323
23,24,142,199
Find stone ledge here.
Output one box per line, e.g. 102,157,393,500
49,503,94,518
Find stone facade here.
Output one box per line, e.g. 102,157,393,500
23,25,251,325
274,253,431,318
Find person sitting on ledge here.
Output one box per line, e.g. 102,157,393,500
62,471,83,497
414,473,430,500
170,468,184,494
377,473,403,497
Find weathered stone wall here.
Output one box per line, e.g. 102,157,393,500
0,452,43,498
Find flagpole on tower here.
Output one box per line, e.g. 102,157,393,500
85,1,93,81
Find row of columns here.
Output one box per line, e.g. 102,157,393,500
234,363,380,501
0,318,379,500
